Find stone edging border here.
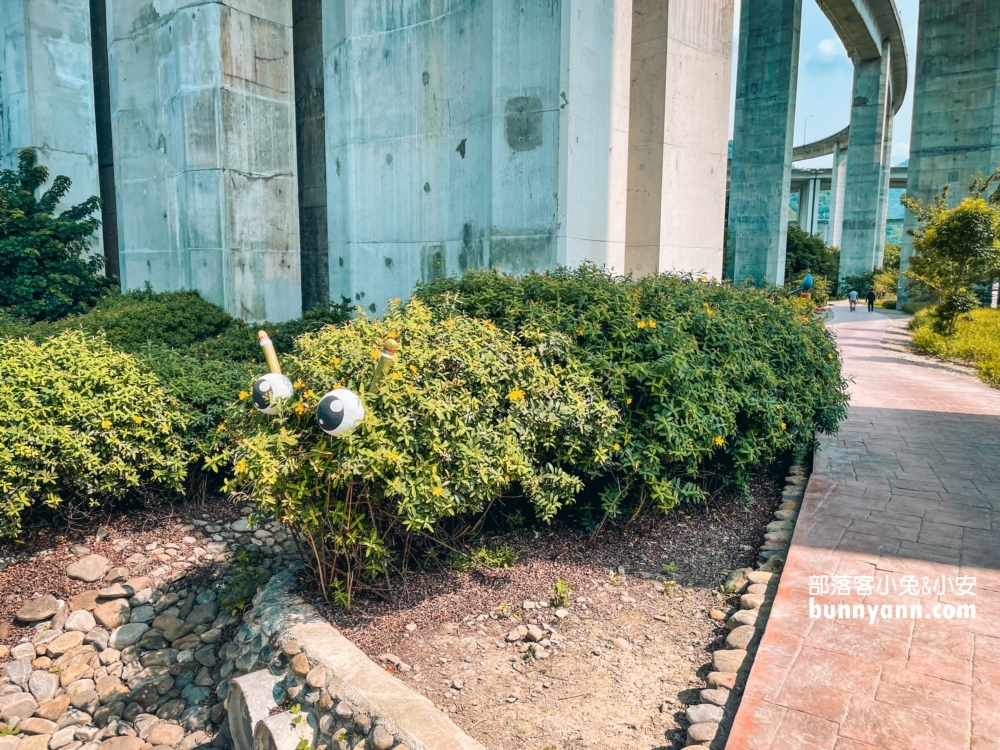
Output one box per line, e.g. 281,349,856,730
681,462,808,749
226,567,485,750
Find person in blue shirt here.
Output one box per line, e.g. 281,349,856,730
848,289,858,311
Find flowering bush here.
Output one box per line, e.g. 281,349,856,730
0,330,193,537
418,265,847,517
228,300,616,605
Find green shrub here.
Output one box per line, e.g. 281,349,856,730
0,150,114,321
878,300,897,310
0,330,193,538
911,306,1000,387
228,300,617,606
417,266,847,516
785,224,840,282
901,302,929,315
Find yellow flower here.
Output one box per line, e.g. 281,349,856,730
101,420,111,430
370,349,380,360
781,422,787,430
576,329,584,336
294,403,306,416
613,443,621,451
389,371,402,380
432,486,443,497
133,416,143,424
303,389,315,399
507,389,525,401
776,404,782,410
239,390,249,401
409,364,418,374
388,330,399,339
330,357,341,366
235,460,248,475
626,397,632,405
714,436,725,447
707,309,714,316
828,353,833,359
648,320,656,329
216,424,225,433
293,380,304,389
386,450,399,461
637,321,646,329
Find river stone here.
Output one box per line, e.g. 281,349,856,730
0,692,38,719
179,705,209,732
35,695,71,721
686,704,724,724
747,571,773,585
723,568,753,592
16,735,51,750
726,625,758,650
712,649,748,673
140,650,178,668
185,603,217,626
65,610,97,633
66,556,110,583
15,596,59,623
740,593,765,610
68,591,101,613
700,688,730,707
84,628,110,652
370,726,394,750
147,724,184,747
104,568,129,585
0,736,21,750
687,722,719,745
17,718,58,735
27,671,60,701
156,700,186,721
97,738,144,750
98,585,134,600
109,624,149,650
50,726,78,749
47,631,86,658
3,659,32,686
93,600,130,630
129,607,155,624
727,609,758,630
69,689,99,715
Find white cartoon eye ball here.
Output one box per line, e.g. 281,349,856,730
317,388,365,436
251,373,294,415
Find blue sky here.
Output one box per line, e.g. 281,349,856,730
729,0,920,168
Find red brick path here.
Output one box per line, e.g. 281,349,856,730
726,303,1000,750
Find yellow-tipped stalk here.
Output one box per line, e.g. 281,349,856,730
368,337,398,390
258,331,282,374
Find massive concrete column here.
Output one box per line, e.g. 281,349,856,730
0,0,102,249
293,0,328,311
727,0,802,286
826,142,847,248
899,0,1000,301
106,0,301,322
874,112,894,267
624,0,733,279
840,44,890,282
796,175,820,235
325,0,632,313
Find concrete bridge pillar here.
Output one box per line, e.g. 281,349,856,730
624,0,733,280
875,111,894,267
324,0,632,314
796,175,820,236
104,0,302,322
899,0,1000,301
727,0,802,286
826,142,847,248
0,0,102,251
840,43,891,283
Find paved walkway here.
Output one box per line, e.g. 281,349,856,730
727,302,1000,750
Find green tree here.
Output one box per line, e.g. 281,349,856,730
902,185,1000,334
0,149,113,321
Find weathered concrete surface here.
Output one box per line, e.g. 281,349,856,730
625,0,732,280
324,0,631,314
840,43,891,282
0,0,102,252
728,0,802,286
827,142,847,248
293,0,328,312
899,0,1000,301
106,0,301,322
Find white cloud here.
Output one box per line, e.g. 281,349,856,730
816,38,842,60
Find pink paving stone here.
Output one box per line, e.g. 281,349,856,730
726,303,1000,749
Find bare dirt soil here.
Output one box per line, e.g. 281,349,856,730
316,470,785,750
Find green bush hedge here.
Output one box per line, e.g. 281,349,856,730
229,300,617,606
0,330,193,537
418,266,848,516
910,306,1000,387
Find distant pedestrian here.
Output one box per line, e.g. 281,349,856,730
849,289,858,311
866,290,876,312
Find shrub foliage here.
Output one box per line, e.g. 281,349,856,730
228,300,617,606
0,330,193,537
418,266,847,517
0,150,113,321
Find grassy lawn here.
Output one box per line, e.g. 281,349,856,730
911,307,1000,387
